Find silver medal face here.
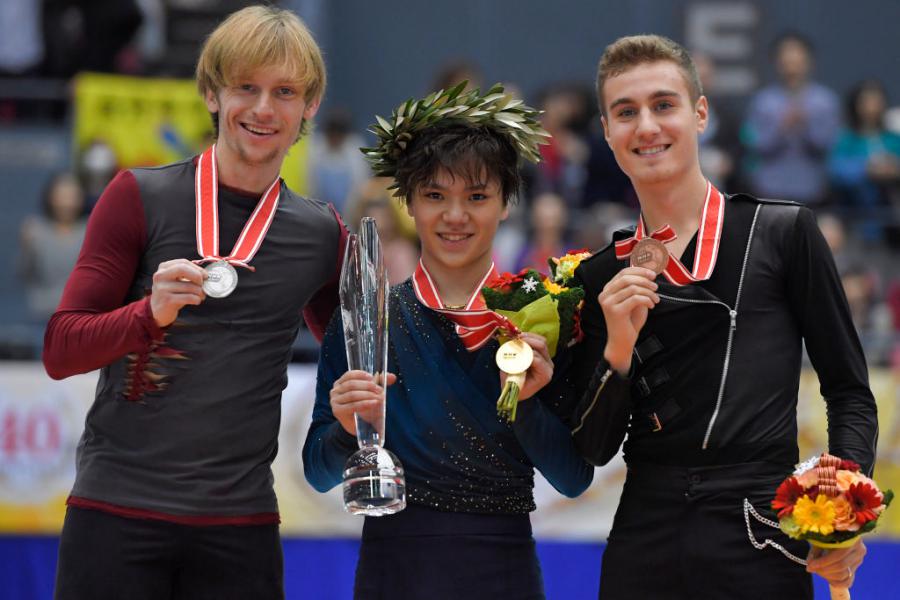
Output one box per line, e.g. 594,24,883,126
203,261,238,298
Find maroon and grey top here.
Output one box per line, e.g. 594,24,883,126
44,157,344,524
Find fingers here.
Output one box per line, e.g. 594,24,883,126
518,332,551,363
806,543,866,587
155,259,207,286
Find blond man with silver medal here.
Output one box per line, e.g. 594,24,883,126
44,6,346,599
568,35,878,599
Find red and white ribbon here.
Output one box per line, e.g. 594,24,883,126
194,144,281,271
615,181,725,286
412,260,520,351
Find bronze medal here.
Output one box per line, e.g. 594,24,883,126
630,238,669,276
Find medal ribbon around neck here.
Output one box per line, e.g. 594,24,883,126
194,144,281,271
614,181,725,286
412,260,521,351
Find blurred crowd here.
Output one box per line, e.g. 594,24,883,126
3,4,900,367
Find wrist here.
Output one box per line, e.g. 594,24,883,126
604,345,632,375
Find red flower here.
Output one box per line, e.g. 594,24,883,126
840,459,861,472
567,248,590,256
772,477,805,518
847,482,883,525
489,271,524,291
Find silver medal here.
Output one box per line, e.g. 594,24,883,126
203,260,238,298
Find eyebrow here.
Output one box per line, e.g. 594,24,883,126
608,89,681,112
423,181,488,191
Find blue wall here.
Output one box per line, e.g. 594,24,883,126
2,536,896,599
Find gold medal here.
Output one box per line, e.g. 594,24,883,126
495,338,533,375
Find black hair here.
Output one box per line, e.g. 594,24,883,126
393,122,521,205
844,79,888,132
770,30,815,59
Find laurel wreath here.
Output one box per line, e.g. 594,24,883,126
360,81,550,185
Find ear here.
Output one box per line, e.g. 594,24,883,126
695,95,709,135
600,115,610,143
500,203,509,222
204,89,219,114
303,97,322,121
405,197,415,218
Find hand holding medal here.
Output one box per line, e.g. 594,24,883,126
495,334,554,422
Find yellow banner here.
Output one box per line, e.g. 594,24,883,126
72,73,309,194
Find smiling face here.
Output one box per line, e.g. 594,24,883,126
600,60,708,190
407,168,508,282
205,64,320,190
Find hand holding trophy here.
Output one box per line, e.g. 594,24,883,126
339,217,406,516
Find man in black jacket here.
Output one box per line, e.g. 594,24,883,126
570,34,878,599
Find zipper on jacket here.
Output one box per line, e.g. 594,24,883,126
656,204,761,450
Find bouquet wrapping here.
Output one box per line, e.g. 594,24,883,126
481,250,590,421
771,452,893,600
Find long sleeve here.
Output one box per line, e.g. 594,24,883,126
511,374,593,497
785,207,878,475
567,264,633,466
42,170,164,379
302,314,359,492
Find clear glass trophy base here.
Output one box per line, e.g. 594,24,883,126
342,446,406,516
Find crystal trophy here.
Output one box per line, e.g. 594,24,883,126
339,217,406,516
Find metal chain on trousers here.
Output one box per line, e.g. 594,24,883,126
743,498,808,566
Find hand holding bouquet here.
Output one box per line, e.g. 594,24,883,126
482,250,590,421
772,452,893,599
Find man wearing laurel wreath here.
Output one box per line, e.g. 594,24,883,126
568,35,879,598
42,6,345,599
304,84,593,599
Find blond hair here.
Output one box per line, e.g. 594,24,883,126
196,5,326,135
596,34,701,115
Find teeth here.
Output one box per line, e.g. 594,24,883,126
638,145,667,155
441,234,469,241
244,124,275,135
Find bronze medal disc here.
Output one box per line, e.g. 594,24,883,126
630,238,669,276
203,260,238,298
495,338,534,375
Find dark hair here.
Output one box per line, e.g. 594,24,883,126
845,79,888,132
770,31,814,59
393,122,521,205
41,171,85,220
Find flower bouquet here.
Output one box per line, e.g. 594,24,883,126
481,250,590,421
772,452,893,599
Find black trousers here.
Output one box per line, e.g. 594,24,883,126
354,504,544,600
599,462,813,600
54,506,283,600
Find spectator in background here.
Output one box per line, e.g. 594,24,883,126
309,107,370,215
346,177,419,285
532,82,593,209
17,172,87,322
78,138,119,211
431,58,483,94
840,263,894,367
514,192,570,273
693,51,742,191
829,79,900,245
743,32,840,206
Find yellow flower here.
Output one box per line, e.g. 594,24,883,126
792,494,836,536
542,278,565,295
553,252,590,282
